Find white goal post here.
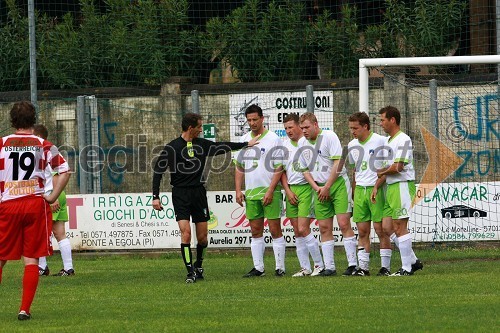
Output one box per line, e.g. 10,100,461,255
359,55,500,114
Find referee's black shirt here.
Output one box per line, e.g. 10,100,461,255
152,136,246,197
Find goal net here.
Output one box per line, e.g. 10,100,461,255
360,55,500,244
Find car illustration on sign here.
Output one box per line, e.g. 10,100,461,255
441,205,487,219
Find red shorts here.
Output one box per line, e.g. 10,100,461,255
0,196,53,260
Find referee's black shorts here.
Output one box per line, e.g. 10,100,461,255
172,185,210,223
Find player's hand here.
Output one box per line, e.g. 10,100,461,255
152,198,163,211
236,191,245,207
285,189,298,206
50,201,60,213
247,134,261,147
44,192,58,204
370,187,378,204
262,189,274,206
317,186,330,202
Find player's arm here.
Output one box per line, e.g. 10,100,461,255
281,172,298,206
44,146,70,204
44,172,70,204
152,145,173,211
317,158,343,202
49,174,62,212
206,134,260,157
235,164,245,207
263,165,283,206
351,172,356,200
303,171,319,192
371,175,386,204
377,162,404,177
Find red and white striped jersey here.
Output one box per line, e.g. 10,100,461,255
0,134,70,202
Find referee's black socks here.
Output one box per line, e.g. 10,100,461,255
181,243,193,273
195,242,208,268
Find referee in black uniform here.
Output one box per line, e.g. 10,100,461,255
152,113,259,283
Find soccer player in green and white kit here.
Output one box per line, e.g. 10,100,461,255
235,104,286,277
33,124,75,277
298,112,357,276
281,114,324,277
375,106,423,276
347,112,392,276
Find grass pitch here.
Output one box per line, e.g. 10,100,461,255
1,247,499,332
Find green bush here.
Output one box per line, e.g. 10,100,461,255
203,0,310,82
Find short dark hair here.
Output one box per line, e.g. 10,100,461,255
10,101,36,129
181,113,202,131
348,112,370,130
283,113,299,124
33,124,48,140
245,104,263,117
379,106,401,125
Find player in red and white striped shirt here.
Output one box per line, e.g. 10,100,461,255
0,101,70,320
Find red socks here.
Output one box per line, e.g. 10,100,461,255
20,265,39,313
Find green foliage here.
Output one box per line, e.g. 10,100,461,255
0,0,30,91
381,0,467,57
306,5,362,79
203,0,309,82
0,0,469,89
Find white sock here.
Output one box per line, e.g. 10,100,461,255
380,248,392,270
398,234,413,272
305,233,323,268
321,240,336,270
358,248,370,271
59,238,73,271
390,233,400,248
392,233,417,263
295,237,311,271
38,256,47,269
251,237,265,272
343,236,358,267
272,236,286,271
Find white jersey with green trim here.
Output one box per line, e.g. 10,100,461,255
347,132,387,187
299,129,346,184
283,136,307,185
385,131,415,184
234,130,283,200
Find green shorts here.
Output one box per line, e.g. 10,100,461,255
246,191,283,220
353,185,385,223
52,191,69,222
286,184,313,218
384,181,416,220
313,175,352,220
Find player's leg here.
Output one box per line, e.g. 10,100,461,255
287,190,310,276
266,191,285,276
191,188,210,279
374,222,392,275
242,199,266,277
38,255,49,276
331,177,356,275
172,187,197,282
313,191,336,276
193,221,208,280
178,219,194,274
352,186,374,276
296,184,322,273
387,181,420,276
354,221,371,275
290,217,311,276
19,257,39,320
20,197,53,319
52,221,74,276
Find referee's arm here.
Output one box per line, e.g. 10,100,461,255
152,145,173,209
